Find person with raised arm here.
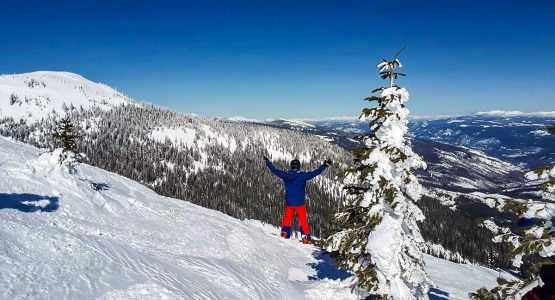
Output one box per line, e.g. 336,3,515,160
264,156,332,244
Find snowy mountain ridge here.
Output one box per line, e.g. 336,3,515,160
474,110,555,117
223,110,555,124
0,135,516,299
246,113,554,169
0,71,135,123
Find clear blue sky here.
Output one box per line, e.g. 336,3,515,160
1,0,554,119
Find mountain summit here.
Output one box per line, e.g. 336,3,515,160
0,71,133,122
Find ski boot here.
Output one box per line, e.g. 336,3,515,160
300,227,311,244
280,226,291,239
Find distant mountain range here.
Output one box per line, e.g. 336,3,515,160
225,111,554,170
409,113,554,170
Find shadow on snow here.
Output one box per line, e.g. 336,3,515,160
81,179,110,191
307,249,352,281
0,193,59,212
428,287,450,300
308,249,451,300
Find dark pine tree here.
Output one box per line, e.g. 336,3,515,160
53,116,79,153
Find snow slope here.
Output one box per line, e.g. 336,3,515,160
425,254,514,300
0,135,358,299
0,136,511,299
0,71,134,122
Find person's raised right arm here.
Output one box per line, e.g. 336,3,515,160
264,156,288,179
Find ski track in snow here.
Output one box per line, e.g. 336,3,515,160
0,136,509,299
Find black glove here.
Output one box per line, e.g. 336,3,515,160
324,159,333,167
263,156,269,162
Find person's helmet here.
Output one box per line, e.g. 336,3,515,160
290,159,301,171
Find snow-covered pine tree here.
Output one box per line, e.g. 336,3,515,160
470,124,555,300
52,116,82,174
325,47,430,299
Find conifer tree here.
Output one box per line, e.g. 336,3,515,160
471,124,555,299
325,47,430,299
53,116,79,151
52,116,82,173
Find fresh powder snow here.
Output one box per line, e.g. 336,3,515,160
425,254,515,300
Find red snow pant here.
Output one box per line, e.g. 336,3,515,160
281,205,310,235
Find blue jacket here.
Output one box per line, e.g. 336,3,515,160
265,161,326,206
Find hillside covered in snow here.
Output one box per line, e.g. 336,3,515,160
0,71,349,239
0,136,515,299
0,71,134,122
